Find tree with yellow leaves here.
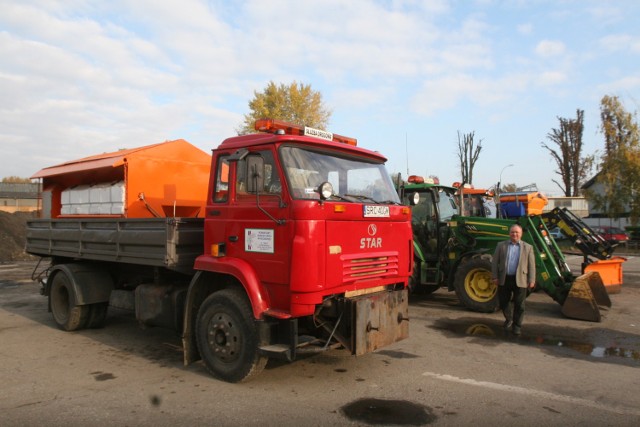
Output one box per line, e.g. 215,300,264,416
238,81,332,135
587,95,640,223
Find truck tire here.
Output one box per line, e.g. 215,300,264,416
196,288,267,383
50,271,90,331
453,257,498,313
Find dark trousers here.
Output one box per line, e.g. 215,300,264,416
499,275,527,327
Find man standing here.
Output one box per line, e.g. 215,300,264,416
491,224,536,335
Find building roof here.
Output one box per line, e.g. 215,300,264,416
581,172,601,190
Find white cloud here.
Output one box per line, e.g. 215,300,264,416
517,23,533,35
587,5,624,25
599,34,640,54
597,76,640,93
410,72,530,116
537,71,567,86
330,86,395,109
535,40,566,57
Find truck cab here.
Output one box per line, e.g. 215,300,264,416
184,119,413,380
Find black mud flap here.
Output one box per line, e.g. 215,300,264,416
351,289,409,355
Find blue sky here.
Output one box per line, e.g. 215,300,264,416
1,0,639,196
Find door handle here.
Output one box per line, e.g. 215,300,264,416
229,236,238,242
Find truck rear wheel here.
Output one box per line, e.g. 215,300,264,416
453,257,498,313
50,271,89,331
196,288,267,383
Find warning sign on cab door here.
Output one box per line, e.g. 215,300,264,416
245,229,275,253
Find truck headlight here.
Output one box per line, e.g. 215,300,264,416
319,182,334,200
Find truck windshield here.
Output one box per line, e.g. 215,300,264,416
280,146,400,203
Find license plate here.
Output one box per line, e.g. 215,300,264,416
363,205,389,218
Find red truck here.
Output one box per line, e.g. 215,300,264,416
26,119,413,382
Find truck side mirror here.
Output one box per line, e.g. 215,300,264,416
247,155,264,193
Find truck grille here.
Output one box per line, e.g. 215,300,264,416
341,252,399,282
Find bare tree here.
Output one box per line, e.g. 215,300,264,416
457,131,482,185
541,109,593,196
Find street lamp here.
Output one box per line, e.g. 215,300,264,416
496,164,514,218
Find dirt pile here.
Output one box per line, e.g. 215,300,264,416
0,211,37,262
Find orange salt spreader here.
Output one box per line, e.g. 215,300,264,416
31,139,212,219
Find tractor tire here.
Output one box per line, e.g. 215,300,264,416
50,271,90,331
196,288,267,383
453,257,498,313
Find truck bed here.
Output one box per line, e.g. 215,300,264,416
26,217,204,274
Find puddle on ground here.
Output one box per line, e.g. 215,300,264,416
432,318,640,364
375,350,420,359
341,398,436,425
91,371,116,381
149,395,162,406
0,282,20,290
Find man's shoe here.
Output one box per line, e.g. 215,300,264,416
512,326,521,335
503,320,513,330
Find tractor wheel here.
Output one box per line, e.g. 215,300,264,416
50,271,90,331
196,288,267,383
453,257,498,313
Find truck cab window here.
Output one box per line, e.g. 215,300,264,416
213,156,230,202
236,150,282,197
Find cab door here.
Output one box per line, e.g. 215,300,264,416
227,149,292,298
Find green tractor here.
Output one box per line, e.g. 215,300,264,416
398,175,611,322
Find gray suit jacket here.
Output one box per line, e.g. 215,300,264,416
491,239,536,288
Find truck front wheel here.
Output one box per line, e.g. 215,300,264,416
196,288,267,382
50,271,89,331
453,257,498,313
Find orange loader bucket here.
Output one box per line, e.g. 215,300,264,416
561,271,612,322
584,257,626,294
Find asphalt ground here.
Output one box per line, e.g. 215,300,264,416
1,256,639,427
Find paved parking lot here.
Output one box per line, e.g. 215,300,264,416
1,256,639,426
